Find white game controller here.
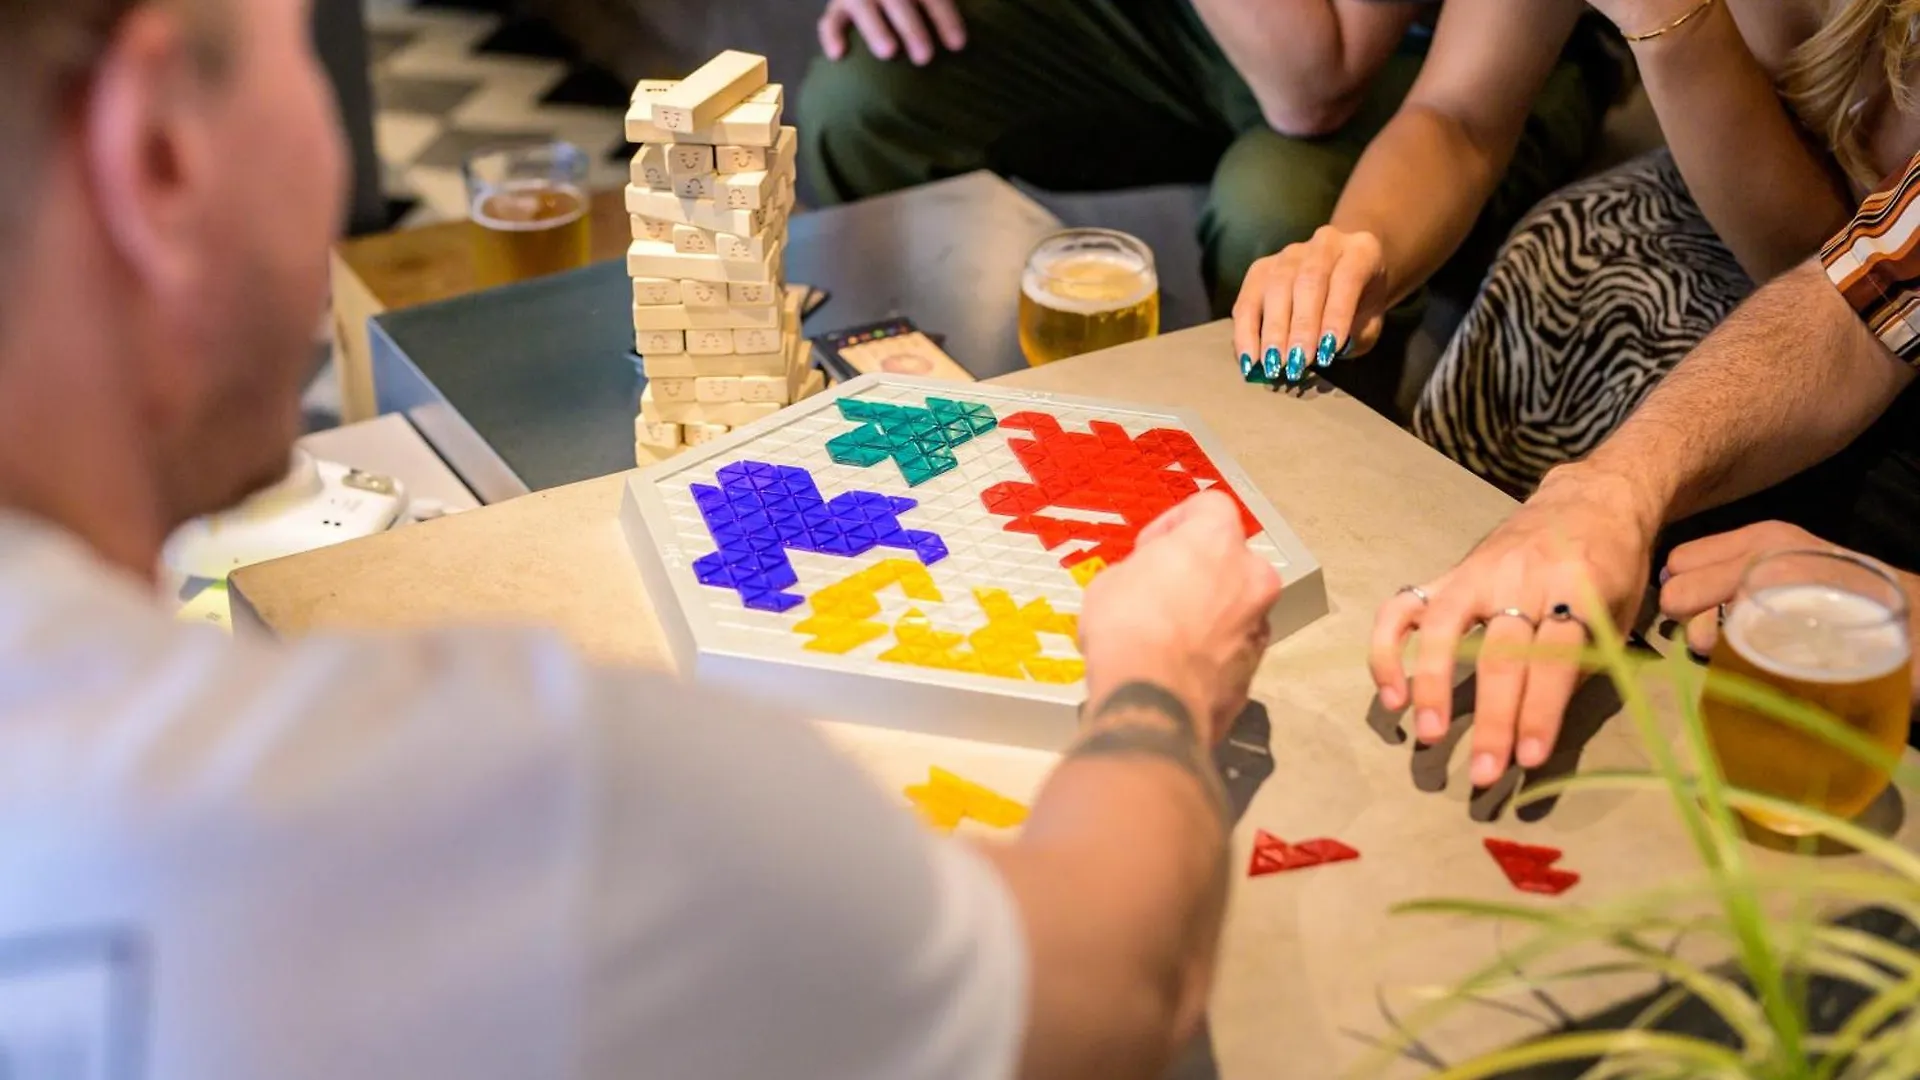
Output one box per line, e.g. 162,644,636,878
163,448,408,582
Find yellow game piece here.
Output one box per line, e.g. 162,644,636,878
1023,657,1087,684
926,767,1030,829
904,782,966,832
1070,557,1108,587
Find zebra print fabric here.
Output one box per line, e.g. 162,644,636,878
1413,150,1755,492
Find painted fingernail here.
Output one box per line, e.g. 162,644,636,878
1263,347,1281,380
1239,352,1254,378
1518,738,1545,767
1285,346,1307,383
1316,333,1337,368
1658,566,1672,585
1415,708,1443,742
1470,753,1501,788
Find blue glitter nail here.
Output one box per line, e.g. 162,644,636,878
1316,333,1337,368
1262,347,1281,380
1239,352,1254,377
1285,346,1307,383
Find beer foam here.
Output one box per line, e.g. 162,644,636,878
469,181,588,232
1723,583,1910,683
1021,251,1158,315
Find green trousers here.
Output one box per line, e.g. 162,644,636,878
799,0,1614,318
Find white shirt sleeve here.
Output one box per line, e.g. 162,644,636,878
0,582,1027,1080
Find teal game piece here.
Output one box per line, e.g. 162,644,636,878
827,396,998,485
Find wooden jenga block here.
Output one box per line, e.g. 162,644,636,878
672,173,715,200
628,238,780,285
681,279,727,308
668,144,715,174
632,303,781,332
630,215,673,243
634,328,685,355
631,145,669,189
714,218,782,262
695,376,742,403
632,277,679,306
671,223,717,255
683,421,730,446
637,417,681,446
730,280,780,306
717,169,778,211
652,51,768,135
631,78,675,102
626,83,782,145
626,185,765,235
714,144,765,174
686,328,734,356
641,386,779,426
733,326,781,355
738,375,788,405
641,350,787,379
650,376,697,404
793,360,826,402
635,439,681,466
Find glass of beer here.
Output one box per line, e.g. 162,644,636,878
1703,550,1912,834
1018,228,1161,366
464,141,592,288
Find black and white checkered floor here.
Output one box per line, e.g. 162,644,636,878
366,0,633,226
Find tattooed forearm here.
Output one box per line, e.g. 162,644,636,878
1071,682,1230,825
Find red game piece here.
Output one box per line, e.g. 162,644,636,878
1484,837,1580,895
1510,867,1581,896
1483,837,1562,865
1294,838,1360,864
1248,831,1361,877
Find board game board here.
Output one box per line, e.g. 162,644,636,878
619,373,1326,749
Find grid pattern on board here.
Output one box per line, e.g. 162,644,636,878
641,380,1293,703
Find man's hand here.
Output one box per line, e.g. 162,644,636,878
818,0,966,67
1079,491,1282,742
1660,521,1834,656
1369,468,1661,786
1232,225,1390,382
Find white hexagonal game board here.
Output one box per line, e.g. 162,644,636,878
619,373,1325,749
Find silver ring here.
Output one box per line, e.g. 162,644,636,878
1487,607,1539,630
1397,585,1431,605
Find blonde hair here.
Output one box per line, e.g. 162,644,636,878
1781,0,1920,188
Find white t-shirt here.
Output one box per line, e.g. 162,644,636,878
0,516,1027,1080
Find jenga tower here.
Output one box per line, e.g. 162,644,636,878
624,51,824,465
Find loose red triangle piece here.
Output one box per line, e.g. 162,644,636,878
1294,838,1360,864
1248,830,1319,876
1484,837,1580,896
1484,838,1562,865
1510,867,1581,896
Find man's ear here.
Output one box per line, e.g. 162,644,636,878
83,4,218,297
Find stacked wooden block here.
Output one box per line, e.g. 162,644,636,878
625,50,823,465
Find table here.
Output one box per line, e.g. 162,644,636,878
330,187,634,424
367,171,1064,504
232,321,1919,1076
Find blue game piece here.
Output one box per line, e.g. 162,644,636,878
689,460,950,609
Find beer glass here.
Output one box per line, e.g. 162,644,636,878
1704,550,1912,834
1018,228,1160,366
464,141,592,288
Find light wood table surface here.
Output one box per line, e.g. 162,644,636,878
234,320,1918,1076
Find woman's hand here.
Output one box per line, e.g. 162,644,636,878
1231,226,1390,385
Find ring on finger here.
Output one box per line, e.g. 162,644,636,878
1486,607,1539,631
1397,584,1431,605
1547,602,1592,638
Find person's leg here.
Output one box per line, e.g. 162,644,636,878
1198,51,1425,318
1413,151,1755,492
799,0,1229,204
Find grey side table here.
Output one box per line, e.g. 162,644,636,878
371,171,1064,503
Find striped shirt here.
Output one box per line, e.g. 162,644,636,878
1823,151,1920,364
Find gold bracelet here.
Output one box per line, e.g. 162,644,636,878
1623,0,1717,43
